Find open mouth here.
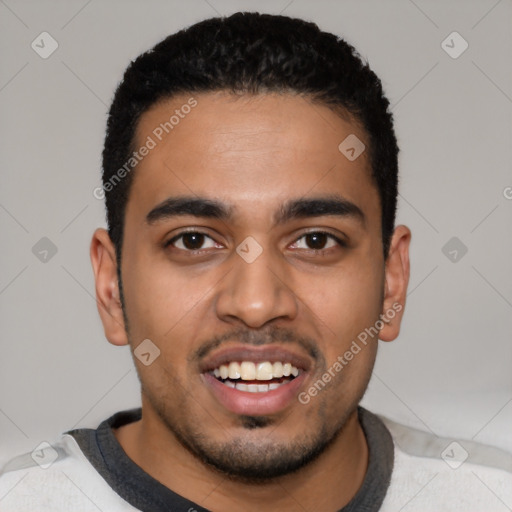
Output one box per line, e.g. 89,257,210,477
200,346,310,414
209,361,300,393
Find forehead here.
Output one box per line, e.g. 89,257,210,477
126,91,380,228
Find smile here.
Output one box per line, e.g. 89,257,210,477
200,346,311,415
211,361,300,393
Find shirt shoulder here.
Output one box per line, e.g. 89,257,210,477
0,433,139,512
377,415,512,512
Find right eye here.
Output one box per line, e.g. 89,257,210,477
165,231,221,252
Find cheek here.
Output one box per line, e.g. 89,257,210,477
293,261,384,395
298,260,383,339
121,253,218,346
302,267,382,405
121,261,214,397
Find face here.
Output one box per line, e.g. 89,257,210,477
92,91,410,480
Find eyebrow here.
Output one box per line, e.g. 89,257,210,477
146,194,366,227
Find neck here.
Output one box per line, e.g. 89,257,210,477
114,404,368,512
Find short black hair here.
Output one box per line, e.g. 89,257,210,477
102,11,399,263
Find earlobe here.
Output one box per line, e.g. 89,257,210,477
90,228,129,346
379,225,411,342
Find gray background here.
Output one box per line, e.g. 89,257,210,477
1,0,511,465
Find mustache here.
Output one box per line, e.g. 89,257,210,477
191,325,322,364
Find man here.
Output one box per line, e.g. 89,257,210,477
1,12,510,512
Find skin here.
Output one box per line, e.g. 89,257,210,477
91,91,411,512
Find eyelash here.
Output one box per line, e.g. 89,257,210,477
164,230,347,254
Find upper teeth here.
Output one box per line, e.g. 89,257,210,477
213,361,299,380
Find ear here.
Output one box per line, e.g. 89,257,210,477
379,225,411,342
90,228,128,346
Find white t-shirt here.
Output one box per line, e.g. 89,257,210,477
1,407,510,511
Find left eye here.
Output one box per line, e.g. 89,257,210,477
169,232,219,251
290,232,343,251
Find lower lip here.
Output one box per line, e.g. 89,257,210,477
202,372,307,416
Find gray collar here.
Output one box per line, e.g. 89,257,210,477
68,405,394,511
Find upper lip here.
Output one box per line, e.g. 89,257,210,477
199,345,312,373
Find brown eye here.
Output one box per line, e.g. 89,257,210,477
290,232,344,251
305,233,328,250
167,232,218,251
181,233,205,250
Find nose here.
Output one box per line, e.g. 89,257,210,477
215,242,299,329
